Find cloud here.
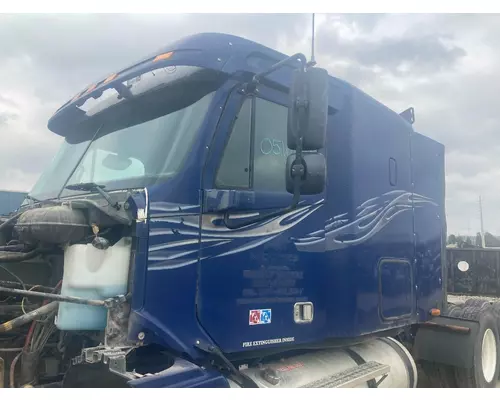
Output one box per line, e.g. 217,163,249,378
0,13,499,235
0,13,309,191
0,14,309,100
308,14,499,235
316,17,466,76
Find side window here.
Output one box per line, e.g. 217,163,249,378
215,96,291,192
253,98,291,191
215,98,252,188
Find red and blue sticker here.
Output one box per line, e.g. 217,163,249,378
249,309,272,325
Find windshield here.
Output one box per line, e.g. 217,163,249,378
29,66,226,201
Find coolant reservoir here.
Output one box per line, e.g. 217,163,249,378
56,237,132,331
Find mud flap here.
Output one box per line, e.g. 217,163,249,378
413,316,479,369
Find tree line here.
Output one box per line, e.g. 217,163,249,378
447,232,500,248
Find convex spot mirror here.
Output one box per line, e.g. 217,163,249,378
286,153,326,195
287,67,329,151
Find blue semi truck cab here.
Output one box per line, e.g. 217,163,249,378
0,32,498,389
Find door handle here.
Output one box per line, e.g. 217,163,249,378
294,302,314,324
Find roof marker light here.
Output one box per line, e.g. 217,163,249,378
103,73,118,84
71,92,83,102
84,83,97,95
153,52,173,62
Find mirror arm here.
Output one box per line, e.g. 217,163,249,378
236,54,308,96
290,153,305,209
252,53,307,85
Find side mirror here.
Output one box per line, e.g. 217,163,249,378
286,153,326,195
287,67,329,151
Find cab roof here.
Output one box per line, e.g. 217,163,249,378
48,32,416,137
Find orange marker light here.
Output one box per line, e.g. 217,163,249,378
84,83,97,95
153,52,173,62
430,308,441,317
103,73,118,84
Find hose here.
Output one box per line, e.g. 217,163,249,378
25,280,62,352
0,245,27,252
0,212,22,232
0,286,105,307
21,285,42,315
10,352,22,388
0,280,54,292
0,268,26,304
0,347,23,352
0,268,26,291
0,248,40,263
24,323,35,352
0,305,36,314
0,302,58,333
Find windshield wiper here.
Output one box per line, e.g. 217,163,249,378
65,182,120,210
25,194,41,203
23,195,59,206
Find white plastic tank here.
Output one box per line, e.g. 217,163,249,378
56,237,132,331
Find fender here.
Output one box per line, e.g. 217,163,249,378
413,316,479,369
128,358,230,388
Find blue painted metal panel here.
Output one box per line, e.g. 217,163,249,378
379,259,414,320
411,132,446,319
128,358,229,388
197,81,327,353
340,88,418,336
194,63,436,353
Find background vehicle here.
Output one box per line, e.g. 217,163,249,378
0,190,27,216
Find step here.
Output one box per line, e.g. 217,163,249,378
300,360,391,388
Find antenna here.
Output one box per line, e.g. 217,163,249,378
309,13,317,67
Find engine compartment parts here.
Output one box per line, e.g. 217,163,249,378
0,248,41,263
0,212,23,233
14,206,88,245
0,302,59,333
0,286,107,307
65,182,120,210
56,237,132,331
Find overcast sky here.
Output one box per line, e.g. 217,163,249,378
0,13,498,235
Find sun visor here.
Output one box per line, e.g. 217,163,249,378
48,49,226,136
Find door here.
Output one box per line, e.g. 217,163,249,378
196,87,326,353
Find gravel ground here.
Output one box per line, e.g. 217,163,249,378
447,294,500,304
